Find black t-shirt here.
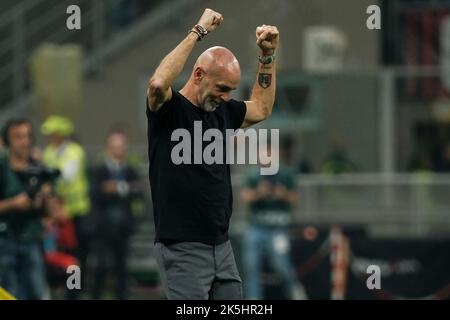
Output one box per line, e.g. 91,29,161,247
146,91,247,244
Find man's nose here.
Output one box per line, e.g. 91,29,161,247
220,92,230,102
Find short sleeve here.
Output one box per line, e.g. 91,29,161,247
225,99,247,130
146,89,177,122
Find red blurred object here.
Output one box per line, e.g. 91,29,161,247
57,219,77,250
45,252,79,271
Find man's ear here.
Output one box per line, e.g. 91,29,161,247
193,67,204,84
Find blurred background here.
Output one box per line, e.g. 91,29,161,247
0,0,449,300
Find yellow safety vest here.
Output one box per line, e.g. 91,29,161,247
43,141,90,217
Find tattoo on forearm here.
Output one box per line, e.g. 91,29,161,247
258,73,272,89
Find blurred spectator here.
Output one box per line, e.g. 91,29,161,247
280,135,313,174
41,115,91,299
297,147,314,175
90,129,143,300
0,118,59,299
240,140,308,300
42,193,78,299
320,136,357,174
298,156,313,174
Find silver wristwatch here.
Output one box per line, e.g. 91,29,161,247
258,54,276,64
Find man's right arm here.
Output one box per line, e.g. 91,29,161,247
0,193,32,215
147,8,224,112
147,32,198,112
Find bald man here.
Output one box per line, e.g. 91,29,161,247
146,8,279,300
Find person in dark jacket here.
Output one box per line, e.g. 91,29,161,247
90,129,143,300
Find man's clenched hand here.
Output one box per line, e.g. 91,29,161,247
197,8,223,33
256,25,279,55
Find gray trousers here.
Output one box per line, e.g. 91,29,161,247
154,240,242,300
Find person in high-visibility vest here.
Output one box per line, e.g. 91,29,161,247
41,115,91,299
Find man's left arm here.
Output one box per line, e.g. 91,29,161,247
242,25,279,128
